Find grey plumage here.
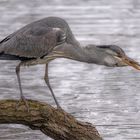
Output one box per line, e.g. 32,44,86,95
0,17,139,110
0,17,78,59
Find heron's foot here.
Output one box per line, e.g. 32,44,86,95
56,106,68,122
57,105,63,111
15,96,30,112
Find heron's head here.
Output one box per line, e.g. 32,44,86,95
86,44,140,70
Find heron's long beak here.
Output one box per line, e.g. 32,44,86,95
115,55,140,70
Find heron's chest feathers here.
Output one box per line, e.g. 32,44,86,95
21,58,46,66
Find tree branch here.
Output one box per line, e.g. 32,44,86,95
0,99,102,140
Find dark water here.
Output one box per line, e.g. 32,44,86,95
0,0,140,140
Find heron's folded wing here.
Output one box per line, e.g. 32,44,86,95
0,26,66,58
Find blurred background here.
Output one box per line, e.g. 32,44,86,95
0,0,140,140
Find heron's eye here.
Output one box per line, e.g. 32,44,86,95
106,49,118,56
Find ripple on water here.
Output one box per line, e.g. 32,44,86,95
0,0,140,140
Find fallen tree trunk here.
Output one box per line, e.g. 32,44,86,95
0,100,102,140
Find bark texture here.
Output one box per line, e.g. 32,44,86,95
0,99,102,140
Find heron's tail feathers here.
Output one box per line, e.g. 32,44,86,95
0,52,34,61
0,53,20,60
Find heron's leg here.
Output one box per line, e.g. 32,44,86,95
15,63,29,112
44,64,62,109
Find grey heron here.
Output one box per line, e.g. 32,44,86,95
0,17,140,110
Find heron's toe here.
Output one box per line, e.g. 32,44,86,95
15,96,30,112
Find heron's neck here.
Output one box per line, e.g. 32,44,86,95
70,45,98,63
54,44,98,63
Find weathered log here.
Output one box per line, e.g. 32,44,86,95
0,99,102,140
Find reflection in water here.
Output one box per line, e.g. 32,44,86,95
0,0,140,140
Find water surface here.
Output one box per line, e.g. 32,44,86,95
0,0,140,140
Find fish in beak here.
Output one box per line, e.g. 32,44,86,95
115,55,140,70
